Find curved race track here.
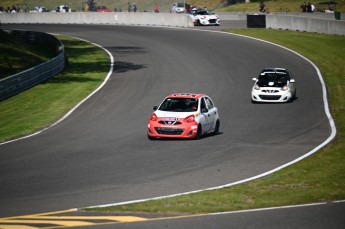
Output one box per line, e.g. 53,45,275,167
0,24,331,217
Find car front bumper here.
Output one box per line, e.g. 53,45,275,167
194,19,220,26
251,89,293,103
147,121,198,139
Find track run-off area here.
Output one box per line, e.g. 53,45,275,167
0,23,341,228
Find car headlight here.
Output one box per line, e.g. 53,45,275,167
254,84,260,90
281,85,288,91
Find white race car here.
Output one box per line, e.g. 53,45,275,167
189,9,220,26
251,68,296,103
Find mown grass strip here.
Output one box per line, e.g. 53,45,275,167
87,29,345,214
0,35,110,142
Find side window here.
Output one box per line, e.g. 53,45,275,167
204,97,214,109
201,98,207,110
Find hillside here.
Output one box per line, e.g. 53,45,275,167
0,0,345,12
221,0,345,13
1,0,344,12
0,0,224,12
0,29,54,79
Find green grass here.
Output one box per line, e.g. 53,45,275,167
87,29,345,214
2,0,343,12
0,23,344,215
220,0,345,13
0,35,110,142
0,30,55,79
0,0,224,12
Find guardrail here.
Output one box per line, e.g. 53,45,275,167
0,12,194,27
0,30,65,101
243,12,344,36
266,14,345,36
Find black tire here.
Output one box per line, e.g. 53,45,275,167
195,124,202,140
213,120,220,135
293,89,297,100
288,90,297,103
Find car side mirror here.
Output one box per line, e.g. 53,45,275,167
201,108,208,113
290,79,295,83
153,106,158,111
252,78,257,81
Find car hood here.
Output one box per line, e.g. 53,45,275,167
193,14,218,19
257,80,287,87
155,110,196,119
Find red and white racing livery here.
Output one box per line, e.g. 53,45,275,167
147,93,220,140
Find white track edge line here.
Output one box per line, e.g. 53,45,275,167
83,31,337,210
208,200,345,216
0,28,338,211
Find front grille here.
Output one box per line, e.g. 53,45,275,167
262,89,279,93
155,127,184,135
209,19,217,23
158,121,182,125
259,95,281,100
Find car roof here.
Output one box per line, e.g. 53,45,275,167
167,93,206,99
261,67,287,72
260,68,289,75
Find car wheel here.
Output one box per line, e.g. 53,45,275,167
288,90,297,103
195,124,202,140
293,89,297,100
213,120,220,135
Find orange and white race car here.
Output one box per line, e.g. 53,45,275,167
147,93,220,140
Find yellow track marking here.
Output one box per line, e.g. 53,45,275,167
0,209,148,228
0,219,94,227
0,225,39,229
0,210,76,220
19,215,148,222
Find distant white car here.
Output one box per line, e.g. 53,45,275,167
251,68,296,103
171,3,188,13
52,5,71,12
189,9,220,26
30,7,49,13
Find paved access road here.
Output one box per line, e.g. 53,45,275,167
0,24,335,228
70,201,345,229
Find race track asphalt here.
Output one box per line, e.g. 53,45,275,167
0,23,332,218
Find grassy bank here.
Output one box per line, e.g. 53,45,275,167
0,29,55,79
0,35,110,142
219,0,345,12
0,0,224,12
1,0,344,12
88,29,345,214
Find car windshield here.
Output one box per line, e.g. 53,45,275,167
196,10,212,15
159,98,198,112
258,72,289,82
